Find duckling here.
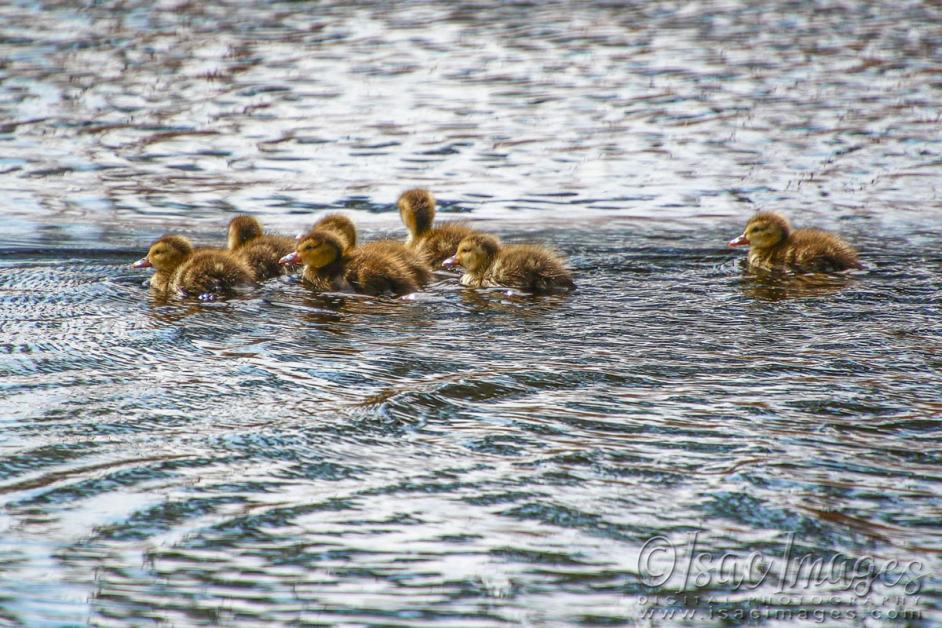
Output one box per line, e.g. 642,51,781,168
279,230,420,296
133,235,254,298
442,233,576,293
728,212,862,273
361,239,432,288
227,215,296,280
398,188,474,266
300,213,432,288
306,213,358,252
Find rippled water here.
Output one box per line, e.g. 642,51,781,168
1,1,941,625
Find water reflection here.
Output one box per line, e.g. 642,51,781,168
737,267,860,301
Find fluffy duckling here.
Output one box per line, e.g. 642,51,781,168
227,215,296,280
442,233,576,293
301,213,432,288
728,212,862,273
361,239,432,288
133,235,253,298
307,213,358,252
279,230,420,296
398,188,474,266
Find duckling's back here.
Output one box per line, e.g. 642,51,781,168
171,251,254,296
757,228,861,273
414,223,474,267
359,240,432,287
345,249,421,296
492,244,575,293
236,235,296,280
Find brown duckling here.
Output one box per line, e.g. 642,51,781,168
398,188,474,266
279,230,421,296
728,212,862,273
442,233,576,293
133,235,253,299
305,213,358,252
227,215,296,280
300,213,432,288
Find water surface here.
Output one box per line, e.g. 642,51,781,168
1,1,940,625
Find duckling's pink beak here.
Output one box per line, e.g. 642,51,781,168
728,233,750,247
442,255,460,270
279,251,301,265
132,257,152,268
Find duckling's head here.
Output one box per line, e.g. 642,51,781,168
443,233,500,274
133,235,193,272
398,188,436,240
729,212,790,249
308,213,357,252
227,215,263,251
293,231,344,269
